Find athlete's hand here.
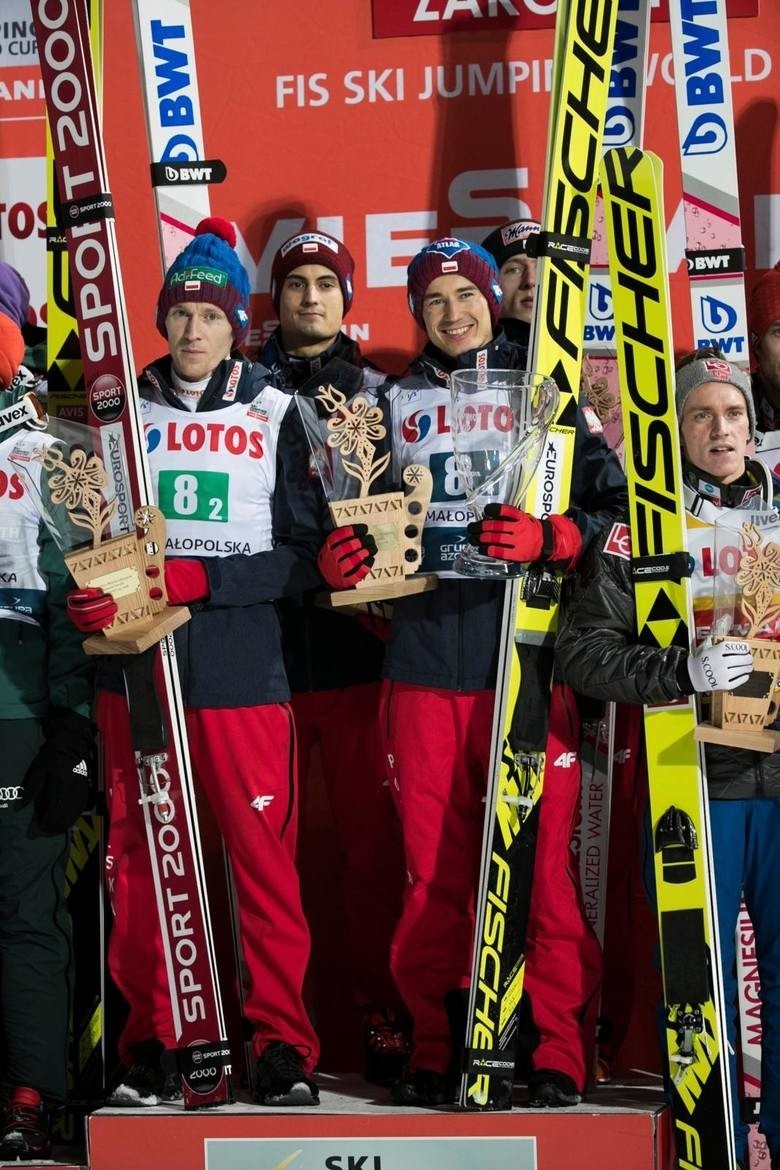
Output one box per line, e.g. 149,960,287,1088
467,503,583,569
66,587,117,634
685,640,754,693
164,558,209,605
318,524,378,590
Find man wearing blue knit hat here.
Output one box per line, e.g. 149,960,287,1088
66,218,330,1109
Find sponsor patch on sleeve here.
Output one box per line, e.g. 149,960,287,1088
582,405,604,435
603,521,631,560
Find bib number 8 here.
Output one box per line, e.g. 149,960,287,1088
157,470,230,523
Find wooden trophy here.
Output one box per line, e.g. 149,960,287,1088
696,518,780,752
32,441,189,655
313,384,436,607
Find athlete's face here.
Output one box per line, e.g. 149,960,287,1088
755,318,780,405
278,264,344,356
498,254,537,324
165,302,234,382
421,275,494,358
680,382,751,484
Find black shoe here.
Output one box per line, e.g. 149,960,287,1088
254,1042,319,1107
363,1009,411,1085
528,1068,582,1108
0,1086,51,1161
109,1040,183,1107
390,1066,456,1107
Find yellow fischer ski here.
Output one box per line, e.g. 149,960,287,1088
462,0,619,1111
601,145,735,1170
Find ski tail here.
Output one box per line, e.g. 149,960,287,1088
461,0,619,1112
602,145,736,1170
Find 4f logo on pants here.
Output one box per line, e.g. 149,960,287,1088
251,795,275,812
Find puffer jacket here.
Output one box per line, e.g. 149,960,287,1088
556,460,780,799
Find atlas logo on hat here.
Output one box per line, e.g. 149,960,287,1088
271,231,356,315
406,237,503,328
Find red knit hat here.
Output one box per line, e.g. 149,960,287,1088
749,262,780,353
406,238,503,328
270,231,355,315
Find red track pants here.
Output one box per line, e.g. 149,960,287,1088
99,690,319,1071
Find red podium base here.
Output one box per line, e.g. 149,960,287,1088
86,1073,674,1170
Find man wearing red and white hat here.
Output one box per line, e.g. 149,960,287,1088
262,232,410,1085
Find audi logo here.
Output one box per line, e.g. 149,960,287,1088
0,787,23,801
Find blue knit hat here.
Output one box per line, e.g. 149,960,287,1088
156,217,251,346
407,238,503,328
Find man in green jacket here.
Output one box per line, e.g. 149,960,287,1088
0,263,95,1160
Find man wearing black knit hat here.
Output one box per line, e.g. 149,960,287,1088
262,230,410,1085
66,217,332,1109
482,218,541,345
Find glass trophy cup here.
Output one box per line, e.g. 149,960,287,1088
296,383,436,605
10,413,189,654
694,501,780,751
449,368,559,578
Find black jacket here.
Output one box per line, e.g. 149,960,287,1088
262,330,393,692
382,332,628,692
100,354,325,708
555,461,780,800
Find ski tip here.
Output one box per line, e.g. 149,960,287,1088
196,216,236,248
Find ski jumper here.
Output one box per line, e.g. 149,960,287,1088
261,329,406,1023
99,355,323,1070
382,333,626,1082
556,459,780,1161
0,384,93,1107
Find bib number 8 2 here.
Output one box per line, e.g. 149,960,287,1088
157,470,230,523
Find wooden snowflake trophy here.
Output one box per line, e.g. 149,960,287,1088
302,384,435,606
696,516,780,752
34,442,189,655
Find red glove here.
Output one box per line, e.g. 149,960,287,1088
468,503,583,569
164,559,210,605
318,525,378,591
66,587,118,634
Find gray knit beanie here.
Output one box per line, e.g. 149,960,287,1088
675,354,755,439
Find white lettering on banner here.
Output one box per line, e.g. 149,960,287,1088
412,0,552,19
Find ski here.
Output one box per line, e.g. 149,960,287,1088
667,6,764,1161
131,0,255,1091
461,0,619,1111
32,0,231,1109
43,2,111,1145
601,144,735,1169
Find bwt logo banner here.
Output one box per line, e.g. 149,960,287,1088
584,277,616,349
694,288,748,357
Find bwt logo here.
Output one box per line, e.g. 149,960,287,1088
699,295,738,335
588,281,613,323
401,410,433,443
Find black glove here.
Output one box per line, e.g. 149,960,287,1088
23,709,97,833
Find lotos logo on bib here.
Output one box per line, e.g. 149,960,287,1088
145,425,162,454
604,521,632,561
401,410,433,443
160,420,264,460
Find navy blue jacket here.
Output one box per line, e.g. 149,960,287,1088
100,354,325,708
383,332,628,692
262,330,393,693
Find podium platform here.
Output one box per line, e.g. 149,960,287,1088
80,1072,674,1170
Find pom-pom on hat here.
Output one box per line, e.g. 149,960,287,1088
270,231,355,315
676,353,756,440
406,238,503,328
0,262,30,331
749,262,780,353
482,220,542,269
156,216,251,346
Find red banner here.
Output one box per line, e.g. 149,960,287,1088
372,0,759,39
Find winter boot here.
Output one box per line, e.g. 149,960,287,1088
254,1042,319,1106
528,1068,582,1107
0,1087,51,1161
363,1008,411,1085
109,1039,183,1106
